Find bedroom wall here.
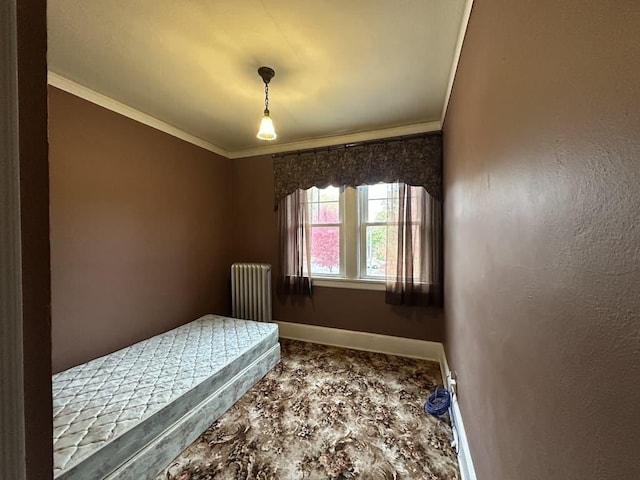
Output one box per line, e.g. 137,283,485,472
231,154,445,342
443,1,640,479
49,87,233,373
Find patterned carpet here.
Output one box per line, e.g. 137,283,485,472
157,339,459,480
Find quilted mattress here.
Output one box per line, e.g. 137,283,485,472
52,315,279,479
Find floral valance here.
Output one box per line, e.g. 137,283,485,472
272,132,442,205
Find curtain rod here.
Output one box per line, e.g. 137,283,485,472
271,131,441,158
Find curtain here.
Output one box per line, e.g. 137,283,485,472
385,184,443,307
273,133,443,304
277,189,313,296
273,133,442,206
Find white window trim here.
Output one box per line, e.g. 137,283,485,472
312,277,386,291
310,186,387,291
343,187,358,278
357,184,393,281
305,186,343,277
307,183,427,290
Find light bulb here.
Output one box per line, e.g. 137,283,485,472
257,111,277,140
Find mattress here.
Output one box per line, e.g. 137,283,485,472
52,315,279,480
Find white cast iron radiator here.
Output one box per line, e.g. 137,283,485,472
231,263,272,322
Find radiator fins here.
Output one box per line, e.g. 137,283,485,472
231,263,272,322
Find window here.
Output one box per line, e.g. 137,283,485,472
304,183,426,284
306,186,341,275
360,183,398,279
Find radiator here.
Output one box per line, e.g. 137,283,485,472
231,263,272,322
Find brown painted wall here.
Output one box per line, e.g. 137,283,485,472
49,87,233,373
17,0,53,477
231,155,445,342
443,2,640,479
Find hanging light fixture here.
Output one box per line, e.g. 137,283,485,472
256,66,277,140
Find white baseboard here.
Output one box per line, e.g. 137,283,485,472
275,320,445,364
441,355,477,480
275,320,477,480
449,396,477,480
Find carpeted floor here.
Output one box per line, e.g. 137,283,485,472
157,339,459,480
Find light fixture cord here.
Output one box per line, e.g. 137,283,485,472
264,82,269,113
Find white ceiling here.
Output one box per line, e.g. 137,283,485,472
47,0,470,157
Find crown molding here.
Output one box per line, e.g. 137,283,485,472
48,72,442,160
47,72,231,158
228,121,442,159
440,0,474,126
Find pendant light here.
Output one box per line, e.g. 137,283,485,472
256,66,277,140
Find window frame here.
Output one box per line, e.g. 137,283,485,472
305,186,344,278
305,183,429,290
304,184,380,288
357,184,400,281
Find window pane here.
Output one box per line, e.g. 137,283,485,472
390,224,422,281
307,186,340,224
409,186,423,223
310,226,340,274
309,201,340,224
367,199,385,222
306,187,319,204
318,201,339,223
309,202,318,223
366,183,392,199
318,186,340,202
365,225,393,277
365,225,423,280
367,198,399,222
360,183,401,223
412,224,423,279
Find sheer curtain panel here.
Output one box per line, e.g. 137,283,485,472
277,189,313,296
385,184,443,307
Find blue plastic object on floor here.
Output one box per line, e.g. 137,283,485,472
425,386,451,416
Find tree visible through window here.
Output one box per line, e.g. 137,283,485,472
306,186,341,275
360,183,423,281
303,183,425,282
361,183,398,278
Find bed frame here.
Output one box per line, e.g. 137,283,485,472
52,315,280,480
